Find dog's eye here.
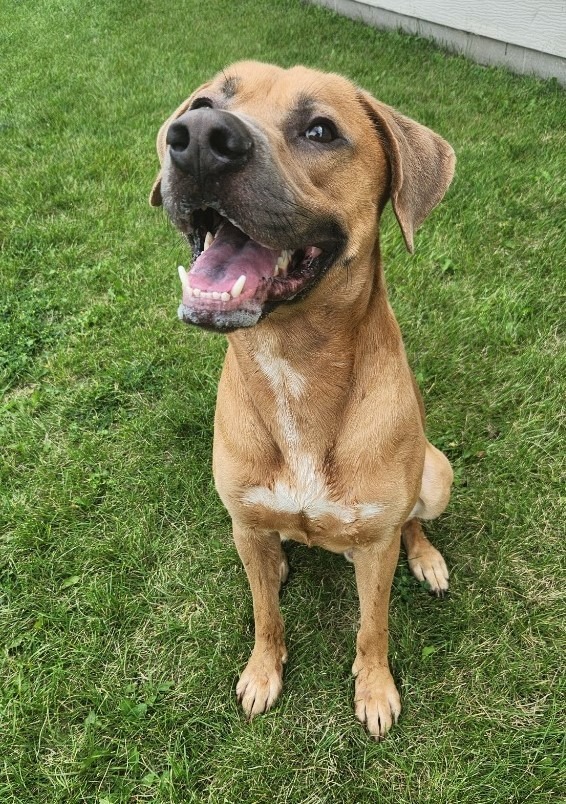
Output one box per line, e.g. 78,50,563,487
304,119,338,143
191,97,214,110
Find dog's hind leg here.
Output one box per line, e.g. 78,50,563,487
234,524,288,718
402,441,452,596
402,518,449,596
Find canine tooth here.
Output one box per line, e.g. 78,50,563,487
193,287,201,297
230,275,246,298
273,263,279,276
220,291,230,302
212,291,220,300
204,231,214,251
178,265,190,293
276,250,290,276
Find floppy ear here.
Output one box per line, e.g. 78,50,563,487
358,90,455,252
149,83,211,207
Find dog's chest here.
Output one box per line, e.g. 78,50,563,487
239,348,383,548
243,468,383,548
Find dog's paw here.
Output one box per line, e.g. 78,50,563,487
407,543,449,596
353,664,401,739
236,648,286,719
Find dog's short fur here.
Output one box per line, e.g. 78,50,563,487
151,61,455,738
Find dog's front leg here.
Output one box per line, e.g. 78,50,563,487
351,530,402,739
233,523,288,718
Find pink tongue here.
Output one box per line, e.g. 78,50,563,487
188,220,279,295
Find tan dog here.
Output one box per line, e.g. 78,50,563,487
150,61,455,738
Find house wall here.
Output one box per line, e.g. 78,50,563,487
308,0,566,84
359,1,565,58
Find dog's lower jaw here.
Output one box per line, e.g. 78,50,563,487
177,301,263,332
176,246,341,333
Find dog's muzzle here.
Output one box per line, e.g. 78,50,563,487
163,110,344,332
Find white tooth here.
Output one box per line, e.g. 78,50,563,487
202,291,210,299
276,250,290,276
204,231,214,251
273,263,279,276
193,287,201,297
212,291,220,300
220,291,230,302
178,265,190,293
230,275,246,298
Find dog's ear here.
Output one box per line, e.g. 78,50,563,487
358,91,455,252
149,83,211,207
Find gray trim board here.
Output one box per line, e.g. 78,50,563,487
309,0,566,85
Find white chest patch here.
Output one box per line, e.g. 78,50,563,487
243,345,383,526
245,480,384,525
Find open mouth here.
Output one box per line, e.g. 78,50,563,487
176,207,332,331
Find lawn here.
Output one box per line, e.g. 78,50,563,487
1,0,564,802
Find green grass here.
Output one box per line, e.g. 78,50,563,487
1,0,565,801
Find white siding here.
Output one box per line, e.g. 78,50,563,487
362,0,565,57
310,0,566,83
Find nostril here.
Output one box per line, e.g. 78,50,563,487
209,126,251,160
166,121,190,152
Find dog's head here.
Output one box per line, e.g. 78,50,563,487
151,61,455,332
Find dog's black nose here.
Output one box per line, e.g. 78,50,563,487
166,108,253,182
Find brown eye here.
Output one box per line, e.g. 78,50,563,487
304,119,338,143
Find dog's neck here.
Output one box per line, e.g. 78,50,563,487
226,247,403,457
228,244,395,364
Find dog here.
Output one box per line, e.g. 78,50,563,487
150,61,455,738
